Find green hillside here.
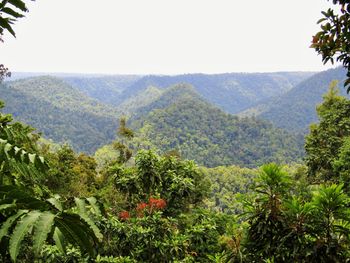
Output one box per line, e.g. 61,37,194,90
118,72,315,114
130,84,304,167
0,76,120,153
118,86,163,115
63,75,141,106
239,67,349,132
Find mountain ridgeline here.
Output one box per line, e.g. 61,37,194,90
115,72,314,114
240,67,349,132
2,68,347,167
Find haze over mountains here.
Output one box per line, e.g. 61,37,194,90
240,67,349,132
1,67,347,166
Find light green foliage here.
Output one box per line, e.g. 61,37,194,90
40,144,98,198
333,136,350,190
106,149,209,216
201,165,258,214
305,82,350,182
119,72,313,114
118,86,164,115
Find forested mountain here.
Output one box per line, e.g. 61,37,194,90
129,84,304,167
240,67,349,132
118,86,163,114
0,71,321,164
117,72,315,114
10,71,314,114
0,76,120,152
63,75,141,106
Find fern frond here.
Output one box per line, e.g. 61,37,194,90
33,211,55,255
9,210,41,262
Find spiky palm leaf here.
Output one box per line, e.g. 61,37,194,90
0,187,103,262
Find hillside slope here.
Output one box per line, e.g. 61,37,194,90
0,76,120,153
130,84,304,167
117,72,315,114
63,75,141,106
240,67,348,132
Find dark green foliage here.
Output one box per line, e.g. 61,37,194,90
0,102,101,262
0,64,10,82
242,164,350,262
0,0,29,38
243,164,291,261
131,84,304,167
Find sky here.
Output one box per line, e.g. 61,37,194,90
0,0,338,75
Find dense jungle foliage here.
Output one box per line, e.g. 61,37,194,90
2,0,350,261
0,79,305,166
129,84,304,167
2,81,350,262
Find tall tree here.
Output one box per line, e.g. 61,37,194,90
305,81,350,183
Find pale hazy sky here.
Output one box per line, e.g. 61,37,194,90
0,0,338,74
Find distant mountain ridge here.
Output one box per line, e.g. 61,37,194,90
0,70,326,164
117,72,315,114
9,71,315,114
239,67,349,132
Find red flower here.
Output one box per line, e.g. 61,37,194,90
149,197,167,210
136,202,148,211
119,210,130,220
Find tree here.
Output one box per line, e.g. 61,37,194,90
312,0,350,91
305,81,350,182
243,163,291,261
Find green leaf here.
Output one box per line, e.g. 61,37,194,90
317,18,327,24
8,0,27,12
47,196,63,212
0,16,15,37
1,7,24,18
0,210,27,242
74,197,87,215
53,227,66,254
74,198,103,241
33,212,55,255
9,210,41,262
54,213,98,257
87,197,102,217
